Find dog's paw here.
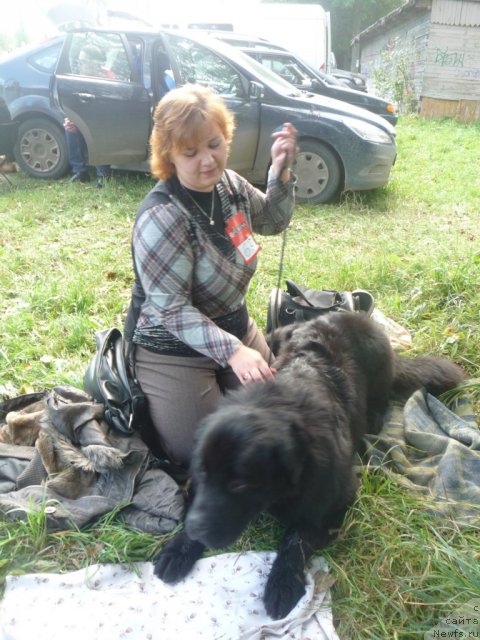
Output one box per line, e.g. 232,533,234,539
263,567,306,620
153,531,204,584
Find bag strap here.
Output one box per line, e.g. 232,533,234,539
286,279,345,310
285,279,314,306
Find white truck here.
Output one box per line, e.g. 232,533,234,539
155,2,332,72
235,3,332,72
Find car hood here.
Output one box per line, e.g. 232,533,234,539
259,96,395,144
285,89,395,134
189,34,395,136
324,82,391,108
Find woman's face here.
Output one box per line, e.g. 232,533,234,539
170,118,228,192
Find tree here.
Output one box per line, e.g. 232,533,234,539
325,0,404,68
262,0,404,69
0,33,11,55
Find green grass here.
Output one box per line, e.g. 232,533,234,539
1,115,479,637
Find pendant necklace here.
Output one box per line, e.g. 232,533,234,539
184,188,216,226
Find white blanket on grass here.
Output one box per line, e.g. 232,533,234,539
0,552,339,640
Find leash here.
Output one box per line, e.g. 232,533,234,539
267,156,294,369
267,226,289,369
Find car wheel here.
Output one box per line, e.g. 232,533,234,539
293,140,342,204
14,118,70,179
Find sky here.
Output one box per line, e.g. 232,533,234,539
1,0,259,42
2,1,57,39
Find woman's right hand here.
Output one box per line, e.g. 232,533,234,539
227,344,275,385
271,122,298,182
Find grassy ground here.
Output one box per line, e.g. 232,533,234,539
1,115,479,638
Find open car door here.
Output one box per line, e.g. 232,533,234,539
53,30,152,166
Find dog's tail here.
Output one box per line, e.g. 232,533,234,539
391,353,466,398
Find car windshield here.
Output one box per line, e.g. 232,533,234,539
217,39,304,96
165,32,303,98
249,53,313,86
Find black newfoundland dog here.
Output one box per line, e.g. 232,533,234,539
153,312,465,619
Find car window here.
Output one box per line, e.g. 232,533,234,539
67,32,135,82
165,34,244,98
28,41,63,73
257,55,311,86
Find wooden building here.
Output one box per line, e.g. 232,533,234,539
351,0,480,122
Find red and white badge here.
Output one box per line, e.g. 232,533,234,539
225,212,262,264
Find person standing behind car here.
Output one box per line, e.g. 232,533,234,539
123,84,297,469
64,44,113,188
0,97,17,173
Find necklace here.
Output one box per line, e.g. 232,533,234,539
184,188,215,226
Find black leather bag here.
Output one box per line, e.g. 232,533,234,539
83,328,147,434
267,279,374,332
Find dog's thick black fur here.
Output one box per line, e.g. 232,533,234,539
153,312,465,619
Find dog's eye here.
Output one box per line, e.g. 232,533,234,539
228,479,249,493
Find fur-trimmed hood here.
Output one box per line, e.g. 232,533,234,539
0,386,184,532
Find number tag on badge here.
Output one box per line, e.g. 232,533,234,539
225,212,262,265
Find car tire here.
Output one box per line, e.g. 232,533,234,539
293,140,342,204
14,118,70,179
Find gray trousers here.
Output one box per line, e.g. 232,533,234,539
134,318,271,467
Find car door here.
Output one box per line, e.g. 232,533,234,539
53,31,152,166
161,33,261,175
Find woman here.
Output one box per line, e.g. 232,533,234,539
125,84,297,466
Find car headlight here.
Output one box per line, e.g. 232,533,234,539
341,117,392,144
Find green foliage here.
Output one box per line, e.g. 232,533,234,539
373,37,418,113
0,117,479,636
0,24,32,55
302,0,404,68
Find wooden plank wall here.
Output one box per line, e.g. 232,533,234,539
421,21,480,121
422,23,480,99
420,96,480,121
431,0,480,27
355,0,480,120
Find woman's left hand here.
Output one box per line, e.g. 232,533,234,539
227,344,275,385
271,122,298,182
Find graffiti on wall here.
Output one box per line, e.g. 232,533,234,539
434,48,465,67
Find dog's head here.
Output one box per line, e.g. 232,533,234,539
184,396,307,549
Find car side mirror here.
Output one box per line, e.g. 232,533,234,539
249,81,265,100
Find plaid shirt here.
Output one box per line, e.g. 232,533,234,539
132,168,294,366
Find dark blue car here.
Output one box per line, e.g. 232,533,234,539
0,28,396,204
240,47,397,126
0,36,67,177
